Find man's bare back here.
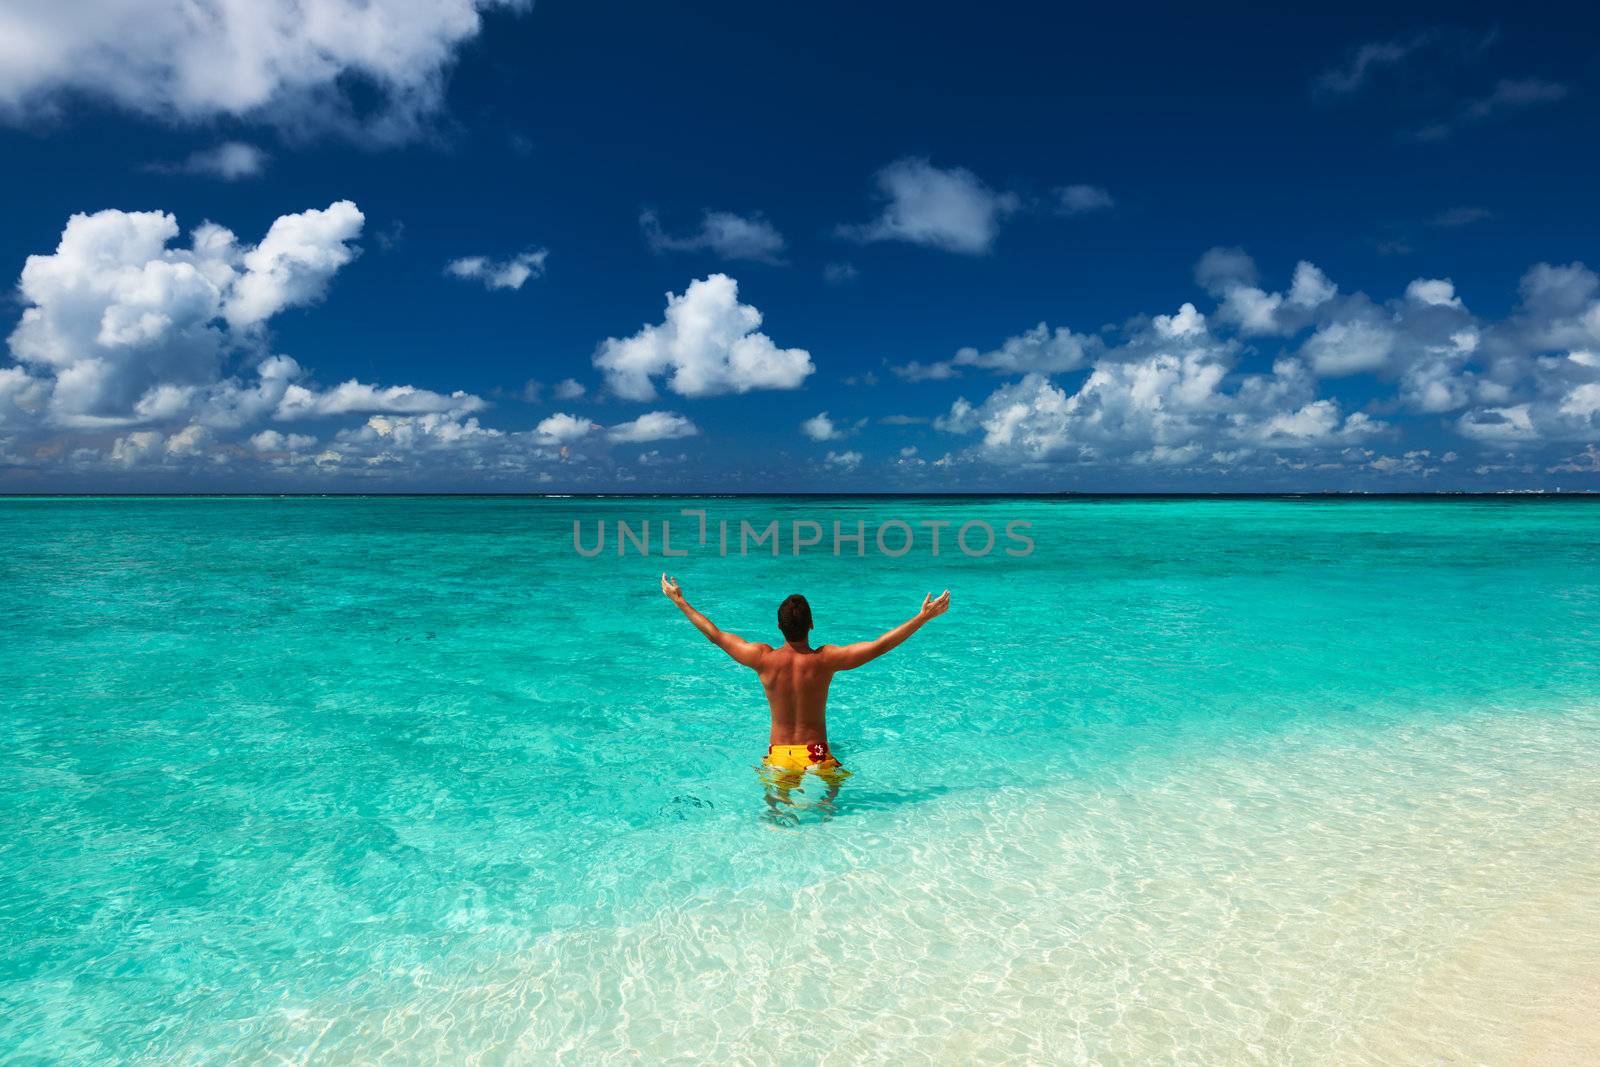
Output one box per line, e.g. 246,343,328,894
660,575,950,752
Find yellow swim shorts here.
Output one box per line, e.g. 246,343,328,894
764,741,840,772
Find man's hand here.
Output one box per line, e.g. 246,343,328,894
661,573,687,605
920,589,951,620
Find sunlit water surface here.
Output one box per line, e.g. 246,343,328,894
3,497,1598,1064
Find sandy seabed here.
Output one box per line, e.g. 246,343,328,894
213,705,1600,1066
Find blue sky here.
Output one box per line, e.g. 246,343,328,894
1,1,1598,491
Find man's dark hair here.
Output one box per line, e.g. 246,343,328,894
777,594,812,643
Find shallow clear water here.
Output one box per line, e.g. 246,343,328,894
3,497,1598,1064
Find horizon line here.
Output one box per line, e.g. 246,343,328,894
2,491,1598,501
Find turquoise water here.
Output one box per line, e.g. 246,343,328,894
3,497,1599,1063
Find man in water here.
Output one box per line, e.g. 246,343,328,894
660,574,950,782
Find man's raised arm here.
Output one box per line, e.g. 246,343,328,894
660,574,767,668
824,590,950,671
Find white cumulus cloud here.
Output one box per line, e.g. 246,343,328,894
1199,249,1335,336
1301,316,1397,376
108,430,165,467
1456,403,1537,443
7,201,363,425
607,411,698,444
934,298,1386,468
892,322,1100,381
838,158,1020,255
919,250,1600,471
149,141,269,181
824,450,862,470
1406,278,1464,308
592,273,813,401
1288,262,1338,308
1056,184,1114,215
337,412,504,457
250,429,316,452
0,365,50,427
226,201,364,327
0,0,533,142
801,412,842,441
275,380,484,419
445,249,549,291
535,412,600,444
640,210,785,264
